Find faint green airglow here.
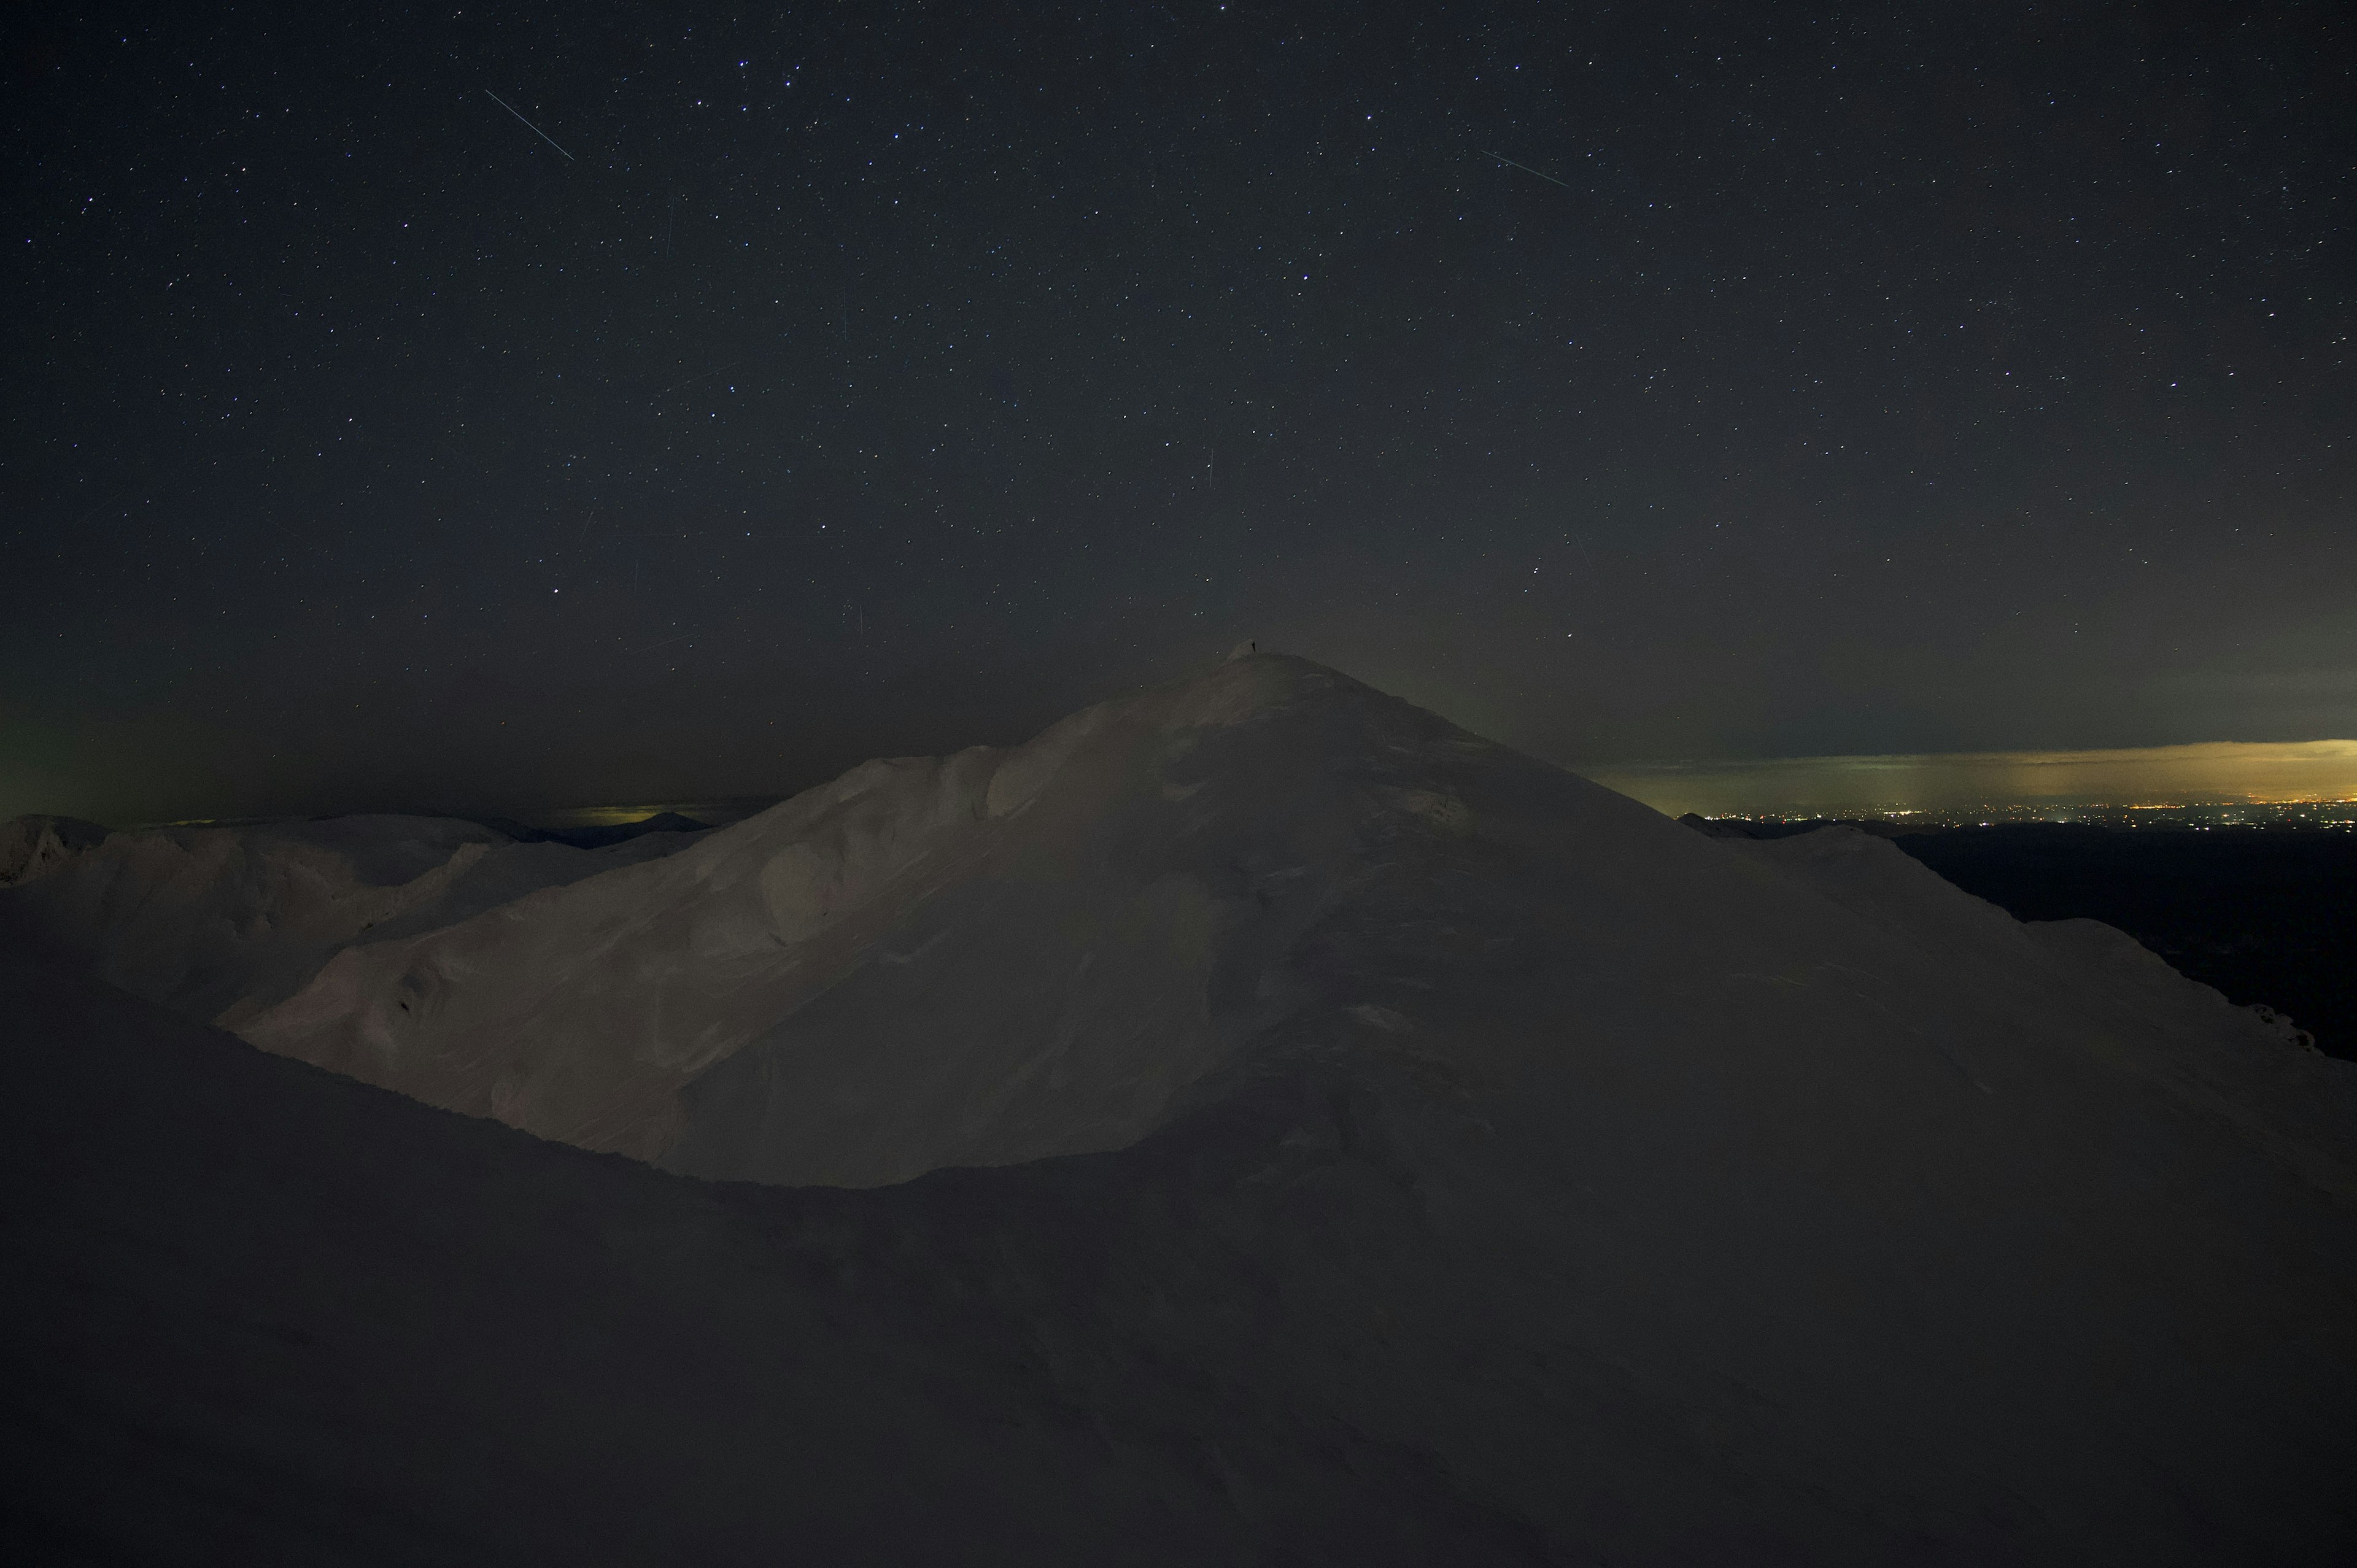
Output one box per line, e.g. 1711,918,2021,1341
525,799,777,830
1591,740,2357,819
535,804,686,830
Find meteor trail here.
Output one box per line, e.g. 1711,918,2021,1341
485,90,575,161
1479,149,1571,190
653,360,747,399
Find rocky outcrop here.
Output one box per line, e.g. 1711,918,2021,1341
0,813,110,886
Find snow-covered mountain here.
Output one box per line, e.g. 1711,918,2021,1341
5,653,2352,1562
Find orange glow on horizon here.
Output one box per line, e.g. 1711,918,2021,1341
1591,740,2357,819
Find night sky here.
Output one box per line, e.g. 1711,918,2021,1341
7,2,2353,825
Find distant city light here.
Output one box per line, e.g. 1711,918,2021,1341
1593,740,2357,825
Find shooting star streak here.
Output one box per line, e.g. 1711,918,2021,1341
653,360,746,399
1479,149,1572,190
485,90,575,161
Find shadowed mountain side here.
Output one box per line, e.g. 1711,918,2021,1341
0,948,1539,1567
4,920,2353,1562
1897,824,2357,1060
1684,814,2357,1059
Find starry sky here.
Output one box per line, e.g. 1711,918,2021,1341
6,1,2353,825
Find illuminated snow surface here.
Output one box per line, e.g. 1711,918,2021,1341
5,655,2353,1564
